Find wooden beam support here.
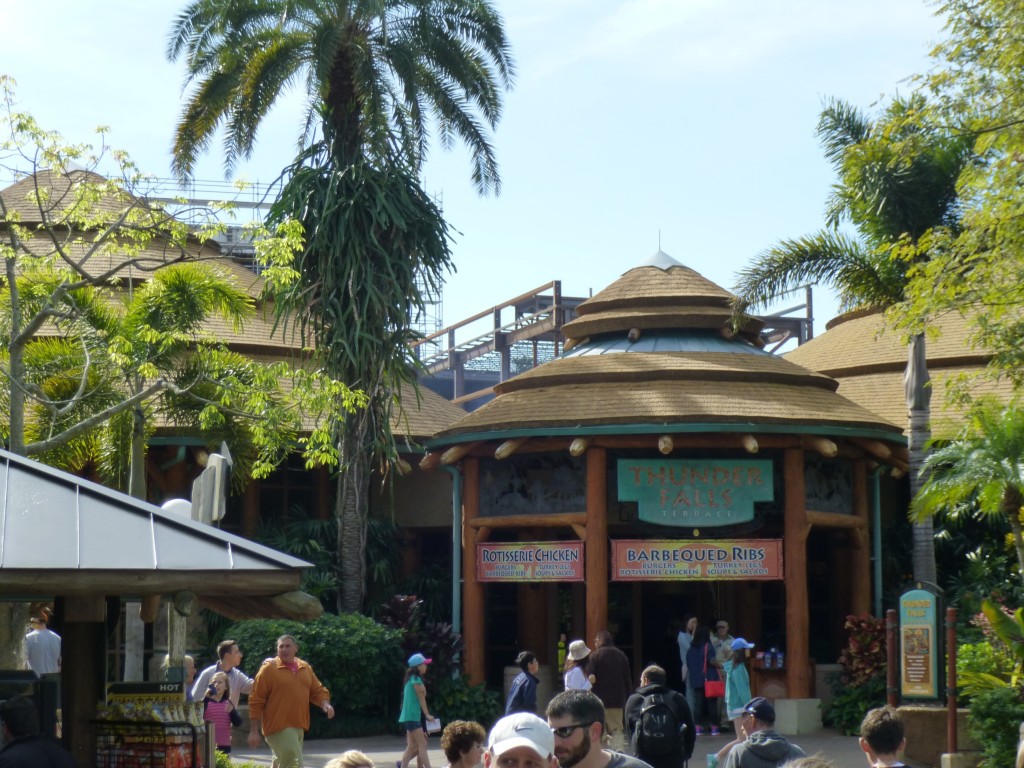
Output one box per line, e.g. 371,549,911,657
848,437,893,461
467,512,588,529
571,523,587,541
658,435,674,455
420,451,441,470
495,437,530,460
139,595,162,623
628,328,642,343
569,438,590,457
806,510,865,530
442,441,484,465
741,434,759,454
806,436,838,458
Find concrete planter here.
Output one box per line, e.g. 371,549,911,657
897,706,981,768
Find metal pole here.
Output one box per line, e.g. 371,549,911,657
886,609,898,707
947,607,958,754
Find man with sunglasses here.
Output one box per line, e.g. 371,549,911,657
721,697,804,768
546,690,651,768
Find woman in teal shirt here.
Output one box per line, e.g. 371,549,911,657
399,653,435,768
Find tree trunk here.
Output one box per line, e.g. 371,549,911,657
336,408,372,613
906,333,937,585
0,604,29,668
123,402,148,680
1003,489,1024,585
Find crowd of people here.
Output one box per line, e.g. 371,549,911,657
2,618,931,768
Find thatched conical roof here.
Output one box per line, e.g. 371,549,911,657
433,253,902,444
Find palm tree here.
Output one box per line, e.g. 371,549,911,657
912,399,1024,587
168,0,514,192
168,0,514,612
734,94,972,586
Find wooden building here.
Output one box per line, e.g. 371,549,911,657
423,251,908,700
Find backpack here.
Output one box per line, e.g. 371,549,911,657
637,692,682,756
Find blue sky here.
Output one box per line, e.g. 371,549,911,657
4,0,945,337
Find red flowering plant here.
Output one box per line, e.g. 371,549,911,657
837,614,888,686
824,614,887,734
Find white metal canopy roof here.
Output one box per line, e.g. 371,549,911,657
0,448,315,611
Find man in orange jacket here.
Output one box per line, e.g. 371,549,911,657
248,634,334,768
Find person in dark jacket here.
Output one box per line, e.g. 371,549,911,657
721,697,805,768
625,665,695,768
506,651,541,714
684,624,720,735
0,695,76,768
588,630,633,751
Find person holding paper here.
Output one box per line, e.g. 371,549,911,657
399,652,435,768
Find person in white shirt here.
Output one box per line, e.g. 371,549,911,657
24,609,60,675
192,639,254,708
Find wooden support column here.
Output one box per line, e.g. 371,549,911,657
462,457,485,685
585,447,608,643
62,599,107,768
851,458,871,616
519,581,548,661
783,448,811,698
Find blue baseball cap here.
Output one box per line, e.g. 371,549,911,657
408,653,432,667
731,638,756,651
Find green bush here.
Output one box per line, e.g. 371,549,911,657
431,674,502,731
821,673,886,735
966,686,1024,768
228,612,405,735
215,752,261,768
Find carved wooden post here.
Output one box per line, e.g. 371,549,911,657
783,448,811,698
462,457,485,684
585,447,607,643
851,458,871,616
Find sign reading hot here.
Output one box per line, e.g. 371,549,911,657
617,459,774,527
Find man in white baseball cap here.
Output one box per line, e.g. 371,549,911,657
484,712,557,768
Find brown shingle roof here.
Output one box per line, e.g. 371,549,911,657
784,309,1012,436
784,309,985,375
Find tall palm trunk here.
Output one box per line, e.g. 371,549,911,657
906,333,937,585
336,407,373,613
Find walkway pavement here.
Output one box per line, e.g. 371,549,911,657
230,728,928,768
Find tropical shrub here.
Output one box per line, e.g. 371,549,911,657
431,674,502,731
822,614,888,735
228,613,404,736
965,685,1024,768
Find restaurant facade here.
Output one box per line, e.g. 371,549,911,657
424,252,908,701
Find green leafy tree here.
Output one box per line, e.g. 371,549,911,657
734,94,972,586
906,0,1024,381
168,0,515,612
912,399,1024,585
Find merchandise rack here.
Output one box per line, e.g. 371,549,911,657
93,720,202,768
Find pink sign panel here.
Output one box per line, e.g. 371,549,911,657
477,541,584,582
611,539,783,581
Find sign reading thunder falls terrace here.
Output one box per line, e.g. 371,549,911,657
477,541,584,582
617,459,774,526
611,540,783,581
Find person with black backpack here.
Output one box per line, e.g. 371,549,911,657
625,665,696,768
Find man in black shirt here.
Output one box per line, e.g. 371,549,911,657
0,695,76,768
625,665,695,768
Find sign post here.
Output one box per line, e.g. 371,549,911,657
898,587,941,699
